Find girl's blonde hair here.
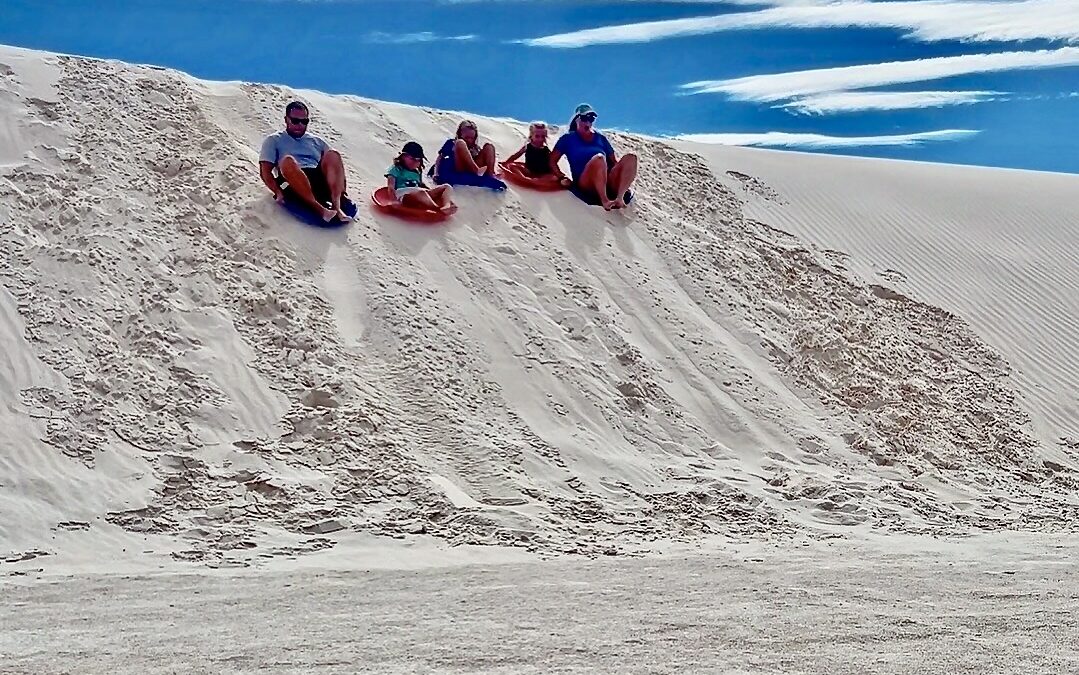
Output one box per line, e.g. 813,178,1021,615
528,121,548,142
456,119,479,143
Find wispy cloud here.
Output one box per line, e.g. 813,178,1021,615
683,47,1079,98
676,129,981,148
780,90,1006,113
364,31,475,44
522,0,1079,48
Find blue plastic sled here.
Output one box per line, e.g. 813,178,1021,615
428,139,508,191
279,191,358,228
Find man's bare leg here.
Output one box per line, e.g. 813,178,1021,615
279,155,336,221
319,149,351,221
607,154,638,210
453,140,482,174
580,154,614,210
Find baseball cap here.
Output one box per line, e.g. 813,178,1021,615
402,141,425,159
574,103,597,117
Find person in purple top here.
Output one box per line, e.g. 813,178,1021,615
551,103,638,210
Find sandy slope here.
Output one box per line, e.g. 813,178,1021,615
1,45,1078,574
684,143,1079,457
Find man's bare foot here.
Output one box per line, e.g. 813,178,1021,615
611,198,627,210
320,206,337,222
602,199,617,211
559,177,572,188
335,208,353,222
440,203,458,215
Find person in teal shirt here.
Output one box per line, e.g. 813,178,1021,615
551,103,638,210
384,141,457,214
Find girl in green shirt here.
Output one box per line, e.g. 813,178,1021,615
385,141,457,214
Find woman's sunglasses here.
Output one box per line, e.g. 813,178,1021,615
580,114,597,122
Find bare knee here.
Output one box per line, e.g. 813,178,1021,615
584,154,608,177
619,153,638,168
280,155,300,170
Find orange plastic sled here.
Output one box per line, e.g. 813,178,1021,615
371,187,452,223
498,162,568,192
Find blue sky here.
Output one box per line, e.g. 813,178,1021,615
2,0,1077,173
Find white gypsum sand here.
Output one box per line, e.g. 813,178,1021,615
3,533,1079,674
680,142,1079,456
0,45,1078,673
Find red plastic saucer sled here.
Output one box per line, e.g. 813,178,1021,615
498,162,567,192
371,187,452,223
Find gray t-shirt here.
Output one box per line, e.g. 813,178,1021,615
259,131,329,169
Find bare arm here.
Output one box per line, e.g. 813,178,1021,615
505,144,526,164
549,149,569,181
259,161,284,200
386,176,399,202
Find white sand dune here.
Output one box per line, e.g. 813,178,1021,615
1,45,1078,578
684,143,1079,456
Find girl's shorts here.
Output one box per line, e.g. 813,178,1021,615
395,187,424,199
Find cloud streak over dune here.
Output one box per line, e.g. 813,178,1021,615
676,128,980,147
364,31,475,44
680,48,1079,113
778,90,1005,114
522,0,1079,48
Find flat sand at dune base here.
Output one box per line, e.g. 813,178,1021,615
4,534,1079,674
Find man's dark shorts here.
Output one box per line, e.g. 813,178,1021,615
569,180,634,207
277,167,332,206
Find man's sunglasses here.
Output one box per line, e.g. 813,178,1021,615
288,116,310,125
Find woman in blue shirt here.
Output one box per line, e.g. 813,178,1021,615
550,104,638,210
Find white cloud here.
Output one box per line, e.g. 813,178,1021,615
676,128,980,147
682,47,1079,100
364,31,475,44
779,89,1006,113
522,0,1079,48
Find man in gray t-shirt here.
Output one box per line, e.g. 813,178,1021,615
259,101,352,222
